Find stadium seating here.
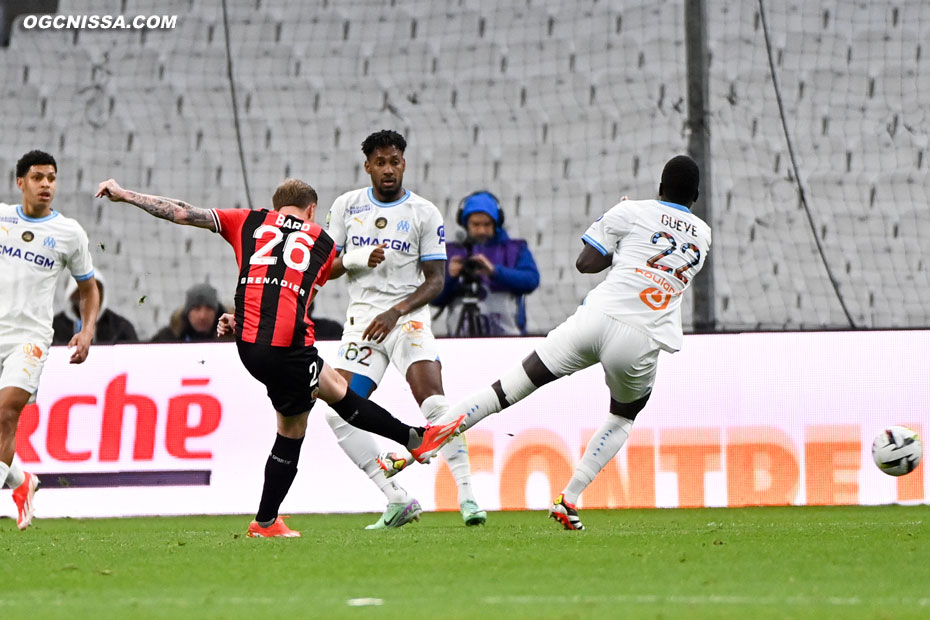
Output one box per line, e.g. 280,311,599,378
0,0,927,336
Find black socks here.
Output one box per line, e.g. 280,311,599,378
329,388,420,447
256,433,304,525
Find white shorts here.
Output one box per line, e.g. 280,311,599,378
0,342,48,404
332,304,440,385
535,305,661,403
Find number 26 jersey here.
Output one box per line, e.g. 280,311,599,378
581,199,712,352
211,208,336,347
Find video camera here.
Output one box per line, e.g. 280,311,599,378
459,242,485,296
454,241,489,337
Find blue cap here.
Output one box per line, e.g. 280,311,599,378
461,192,501,226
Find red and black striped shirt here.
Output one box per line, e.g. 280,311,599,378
212,208,336,347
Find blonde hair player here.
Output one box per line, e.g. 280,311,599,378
96,176,462,537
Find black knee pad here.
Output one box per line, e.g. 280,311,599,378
610,391,651,420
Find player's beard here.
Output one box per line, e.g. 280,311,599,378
376,179,402,202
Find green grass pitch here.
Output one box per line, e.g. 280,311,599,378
2,505,928,619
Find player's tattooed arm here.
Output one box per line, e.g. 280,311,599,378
124,191,216,229
95,179,217,231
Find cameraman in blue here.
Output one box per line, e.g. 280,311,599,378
433,191,540,337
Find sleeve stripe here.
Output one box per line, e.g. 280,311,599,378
336,245,344,253
581,234,609,256
74,270,95,281
420,254,446,261
210,209,222,233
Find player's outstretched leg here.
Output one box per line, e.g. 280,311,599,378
409,414,465,464
321,364,463,460
376,411,465,475
375,381,508,479
377,356,548,480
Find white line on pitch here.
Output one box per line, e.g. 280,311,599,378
482,594,930,607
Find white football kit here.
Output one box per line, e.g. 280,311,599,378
0,203,95,397
535,199,712,402
327,186,484,521
325,187,446,382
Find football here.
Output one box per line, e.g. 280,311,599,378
871,426,923,476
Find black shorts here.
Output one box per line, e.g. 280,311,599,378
237,341,324,416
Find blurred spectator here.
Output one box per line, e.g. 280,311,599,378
53,270,138,345
433,191,540,337
151,282,231,343
309,302,343,341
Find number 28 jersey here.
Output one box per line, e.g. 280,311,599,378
211,208,335,347
581,199,712,352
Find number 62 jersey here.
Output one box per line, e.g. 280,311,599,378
580,199,712,353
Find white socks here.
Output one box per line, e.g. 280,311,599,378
422,394,476,505
325,409,409,504
563,415,633,505
454,364,538,432
453,386,500,432
499,365,538,406
5,459,25,489
0,460,23,489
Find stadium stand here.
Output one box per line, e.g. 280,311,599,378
0,0,927,336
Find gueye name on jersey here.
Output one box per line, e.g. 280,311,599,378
660,213,698,236
275,213,315,231
350,235,411,252
0,244,55,269
240,275,307,296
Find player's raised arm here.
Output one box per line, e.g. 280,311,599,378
95,179,216,231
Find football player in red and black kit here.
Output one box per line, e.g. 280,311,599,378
96,177,463,537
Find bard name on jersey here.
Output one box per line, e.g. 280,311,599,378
212,208,335,347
